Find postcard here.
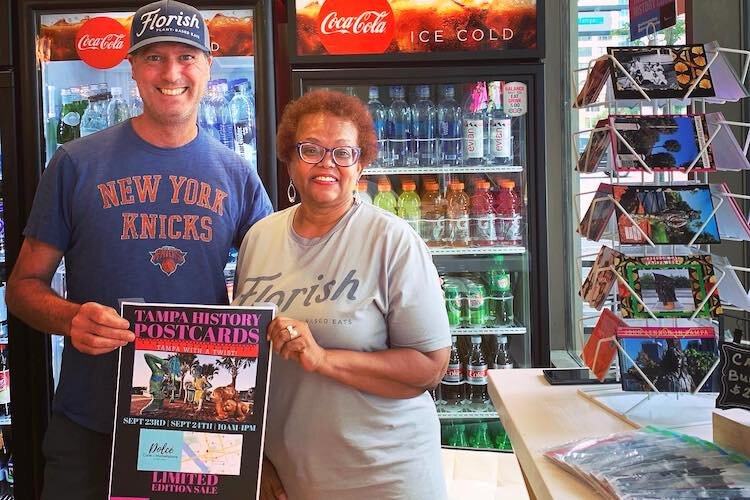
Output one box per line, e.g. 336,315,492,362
612,184,721,245
582,309,628,381
608,44,716,99
579,246,626,310
574,56,610,107
616,254,723,319
578,183,616,242
617,325,719,392
609,115,714,172
577,118,611,173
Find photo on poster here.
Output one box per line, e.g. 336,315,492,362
610,115,714,172
131,351,258,423
617,255,723,319
608,45,716,99
613,184,720,245
617,330,719,393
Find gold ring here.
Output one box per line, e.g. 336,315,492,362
286,324,299,340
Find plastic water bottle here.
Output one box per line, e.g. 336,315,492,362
129,85,144,117
411,85,436,167
387,86,411,167
215,80,235,151
373,178,398,214
229,84,256,165
80,86,107,137
462,81,488,166
421,180,445,246
487,81,513,165
437,85,462,166
367,86,388,167
397,180,421,233
357,179,373,204
106,87,130,126
494,179,523,246
446,182,470,246
199,85,222,142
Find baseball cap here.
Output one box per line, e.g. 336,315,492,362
128,0,211,54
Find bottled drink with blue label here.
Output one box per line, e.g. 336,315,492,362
229,84,256,165
462,82,488,166
387,85,412,167
411,85,436,167
487,81,513,166
437,85,462,166
367,86,388,167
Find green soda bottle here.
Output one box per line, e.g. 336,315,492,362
489,260,514,326
373,177,398,215
397,180,421,233
470,422,493,449
447,424,469,447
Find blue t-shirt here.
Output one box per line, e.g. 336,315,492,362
24,120,273,433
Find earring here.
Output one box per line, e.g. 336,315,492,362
287,180,297,203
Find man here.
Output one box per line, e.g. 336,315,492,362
6,1,272,498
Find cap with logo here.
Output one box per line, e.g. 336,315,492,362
128,0,211,54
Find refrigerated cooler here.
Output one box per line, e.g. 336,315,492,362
6,0,277,495
286,0,548,452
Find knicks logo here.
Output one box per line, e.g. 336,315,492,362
149,245,187,276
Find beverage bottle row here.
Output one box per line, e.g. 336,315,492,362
54,83,141,147
442,270,515,329
440,334,515,407
199,78,257,166
358,176,524,247
366,82,517,168
442,420,511,450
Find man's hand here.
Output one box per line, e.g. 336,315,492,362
260,456,286,500
69,302,134,355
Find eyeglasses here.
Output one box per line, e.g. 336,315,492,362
296,142,361,167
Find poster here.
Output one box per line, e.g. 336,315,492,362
108,302,275,499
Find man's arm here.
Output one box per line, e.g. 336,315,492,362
6,236,134,355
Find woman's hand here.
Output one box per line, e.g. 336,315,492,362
268,316,327,373
260,456,287,500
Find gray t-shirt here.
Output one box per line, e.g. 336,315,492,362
234,199,450,500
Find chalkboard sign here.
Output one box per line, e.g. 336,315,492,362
716,342,750,411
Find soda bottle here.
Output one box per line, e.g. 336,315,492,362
421,180,445,246
229,84,256,163
447,424,469,447
411,85,436,167
356,179,373,204
446,182,470,246
56,88,80,144
466,281,487,327
487,81,513,166
492,335,515,369
373,178,398,215
387,85,412,167
489,266,514,326
494,179,523,246
470,180,495,246
443,282,462,327
397,180,421,233
107,86,130,127
437,85,462,166
367,86,388,167
469,422,493,449
45,85,59,163
466,336,489,404
0,346,9,416
462,81,488,166
494,429,511,450
441,336,465,405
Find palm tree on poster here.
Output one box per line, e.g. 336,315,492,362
216,356,256,387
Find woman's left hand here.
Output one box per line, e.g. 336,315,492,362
267,317,327,373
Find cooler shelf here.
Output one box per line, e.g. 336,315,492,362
429,246,526,256
437,407,498,420
363,165,524,175
450,326,526,336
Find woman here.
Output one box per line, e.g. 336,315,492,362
233,89,451,499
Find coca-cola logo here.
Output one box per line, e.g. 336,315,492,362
75,17,129,69
316,0,394,55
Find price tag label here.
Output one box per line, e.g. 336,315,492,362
716,342,750,411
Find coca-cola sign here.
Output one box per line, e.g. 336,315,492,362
75,17,129,69
316,0,394,55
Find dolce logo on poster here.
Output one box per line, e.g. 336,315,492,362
316,0,395,54
75,17,129,69
132,308,262,344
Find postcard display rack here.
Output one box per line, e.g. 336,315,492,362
572,41,750,431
